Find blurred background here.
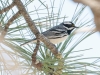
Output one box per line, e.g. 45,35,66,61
0,0,100,75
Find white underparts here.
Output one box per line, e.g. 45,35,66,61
32,35,68,44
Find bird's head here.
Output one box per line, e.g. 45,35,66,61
62,21,78,30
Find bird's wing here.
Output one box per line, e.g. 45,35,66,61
42,28,68,39
20,25,68,46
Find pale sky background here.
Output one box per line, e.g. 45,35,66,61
28,0,100,73
29,0,100,59
27,1,100,74
1,0,100,75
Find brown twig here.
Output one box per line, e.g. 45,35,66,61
1,11,21,38
39,34,59,56
32,39,43,70
0,1,15,14
0,0,62,72
14,0,60,57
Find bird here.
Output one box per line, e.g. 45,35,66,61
20,21,78,46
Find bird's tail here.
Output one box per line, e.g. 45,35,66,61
20,39,37,46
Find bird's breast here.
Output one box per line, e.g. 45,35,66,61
49,35,68,44
32,35,68,44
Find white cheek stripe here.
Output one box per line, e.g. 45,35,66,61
64,26,74,30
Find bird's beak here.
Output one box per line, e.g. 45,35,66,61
74,26,79,28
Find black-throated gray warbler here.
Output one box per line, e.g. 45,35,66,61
21,21,78,46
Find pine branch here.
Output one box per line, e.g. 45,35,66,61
73,0,100,31
1,11,21,38
14,0,61,57
31,39,43,70
0,1,15,14
0,0,63,74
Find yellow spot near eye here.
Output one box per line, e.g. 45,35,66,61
72,24,75,27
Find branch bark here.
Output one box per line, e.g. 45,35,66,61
0,1,15,14
0,0,62,72
14,0,60,57
32,40,43,70
1,11,21,39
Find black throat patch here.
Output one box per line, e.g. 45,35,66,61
67,30,73,35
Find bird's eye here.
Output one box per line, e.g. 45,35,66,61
72,24,75,27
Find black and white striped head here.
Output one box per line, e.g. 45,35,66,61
62,21,78,30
